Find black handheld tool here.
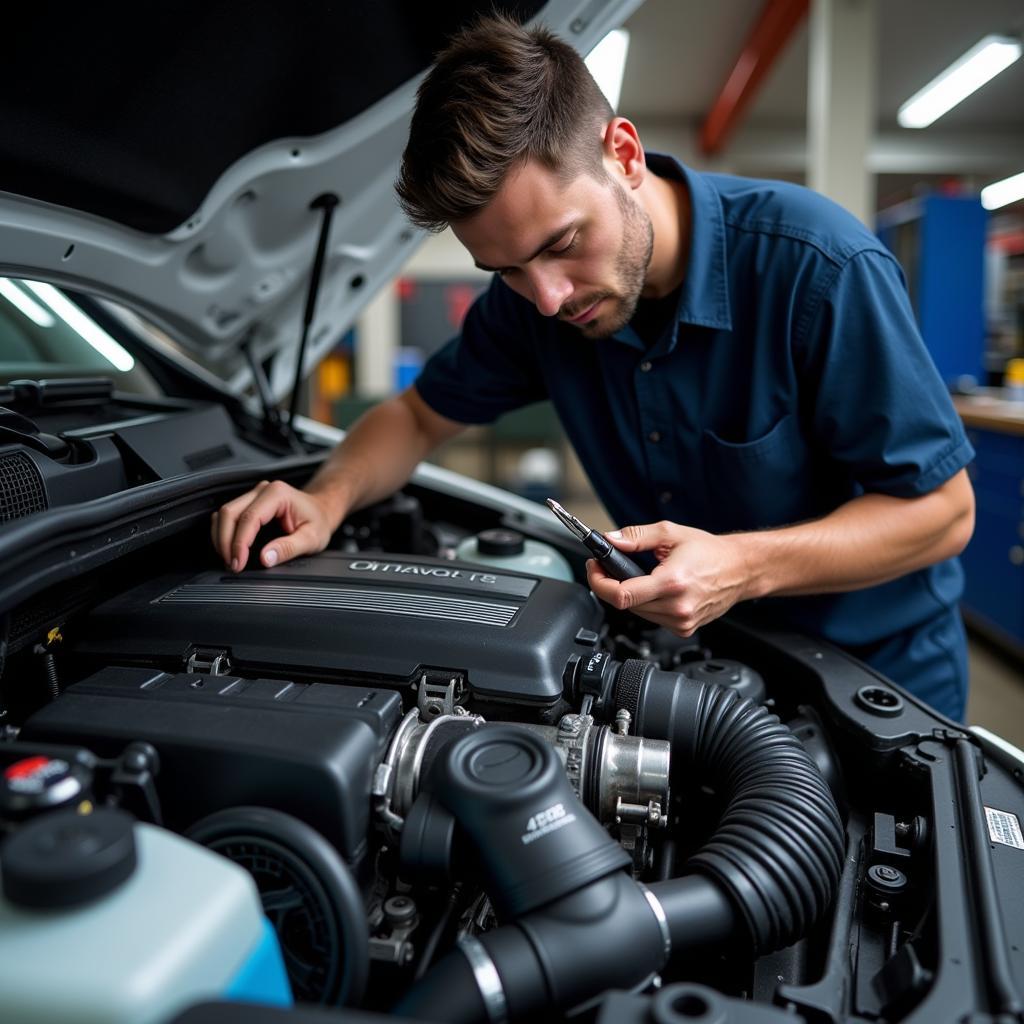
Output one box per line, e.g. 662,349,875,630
545,499,646,581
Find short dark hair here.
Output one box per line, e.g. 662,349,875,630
396,13,614,232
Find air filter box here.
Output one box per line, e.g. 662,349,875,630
21,666,401,864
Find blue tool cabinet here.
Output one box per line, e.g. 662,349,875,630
960,425,1024,655
877,194,987,387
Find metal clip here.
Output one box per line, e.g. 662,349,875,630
373,763,405,832
184,647,232,675
417,673,463,720
615,797,666,829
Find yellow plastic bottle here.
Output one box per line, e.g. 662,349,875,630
1006,358,1024,402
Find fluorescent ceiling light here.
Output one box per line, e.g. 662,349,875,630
982,169,1024,210
0,278,56,327
23,281,135,371
898,34,1022,129
586,29,630,112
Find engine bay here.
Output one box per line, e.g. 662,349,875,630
1,490,1024,1024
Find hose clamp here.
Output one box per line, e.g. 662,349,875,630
638,884,672,966
459,936,508,1023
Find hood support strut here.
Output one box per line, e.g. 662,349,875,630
287,192,341,443
241,328,300,452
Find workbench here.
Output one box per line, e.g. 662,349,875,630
954,392,1024,659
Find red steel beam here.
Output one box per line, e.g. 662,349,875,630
699,0,810,157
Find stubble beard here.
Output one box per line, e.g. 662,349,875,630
573,183,654,340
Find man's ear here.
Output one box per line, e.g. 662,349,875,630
601,118,645,188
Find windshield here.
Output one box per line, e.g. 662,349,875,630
0,277,158,394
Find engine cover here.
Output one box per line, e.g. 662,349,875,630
69,551,604,705
20,665,402,863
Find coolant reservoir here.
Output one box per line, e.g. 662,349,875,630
0,808,291,1023
456,527,574,582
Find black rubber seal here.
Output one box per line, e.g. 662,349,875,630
186,805,368,1007
613,658,651,719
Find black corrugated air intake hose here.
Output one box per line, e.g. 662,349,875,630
622,660,847,953
396,671,845,1023
395,726,671,1023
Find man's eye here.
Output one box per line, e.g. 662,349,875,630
551,234,578,256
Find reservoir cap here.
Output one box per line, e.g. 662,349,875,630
1,754,92,822
1,807,137,909
476,529,525,556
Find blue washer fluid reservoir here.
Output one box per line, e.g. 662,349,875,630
455,528,574,582
0,809,291,1023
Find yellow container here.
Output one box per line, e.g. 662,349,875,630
1007,358,1024,401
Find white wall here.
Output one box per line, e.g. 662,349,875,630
355,230,488,396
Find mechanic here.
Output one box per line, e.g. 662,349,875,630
212,15,976,720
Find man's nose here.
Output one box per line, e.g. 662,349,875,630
528,267,573,317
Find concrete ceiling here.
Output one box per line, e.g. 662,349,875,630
616,0,1024,209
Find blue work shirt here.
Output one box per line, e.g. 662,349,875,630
415,155,975,719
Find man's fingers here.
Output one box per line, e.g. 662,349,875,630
589,579,700,636
213,479,337,574
228,485,293,569
231,503,285,565
608,520,677,552
217,481,271,524
212,482,269,566
587,569,678,611
585,570,698,636
636,609,699,638
217,500,251,568
261,522,323,568
212,509,244,572
586,558,671,609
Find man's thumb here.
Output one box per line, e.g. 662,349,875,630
262,521,328,568
607,523,662,551
605,528,638,549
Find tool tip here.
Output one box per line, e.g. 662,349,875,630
545,497,569,519
545,498,589,540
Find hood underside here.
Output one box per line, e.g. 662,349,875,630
0,0,642,398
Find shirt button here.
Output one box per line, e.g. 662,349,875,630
639,360,653,372
659,491,672,504
648,431,661,443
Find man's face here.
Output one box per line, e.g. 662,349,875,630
452,158,654,339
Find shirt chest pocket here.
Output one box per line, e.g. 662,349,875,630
700,414,815,532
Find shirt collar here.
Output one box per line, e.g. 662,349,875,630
606,153,737,356
612,155,732,351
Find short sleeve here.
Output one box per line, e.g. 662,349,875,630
414,277,548,425
797,249,974,497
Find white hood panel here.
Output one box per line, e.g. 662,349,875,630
0,0,643,399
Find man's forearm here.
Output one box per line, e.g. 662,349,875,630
304,389,464,531
736,469,975,600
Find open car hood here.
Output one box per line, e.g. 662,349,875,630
0,0,641,400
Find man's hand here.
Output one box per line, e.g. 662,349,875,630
211,480,338,573
585,470,975,636
209,389,466,574
586,521,752,637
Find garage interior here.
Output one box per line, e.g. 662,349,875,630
2,3,1024,1019
304,0,1024,741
